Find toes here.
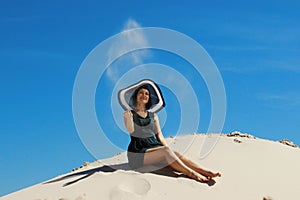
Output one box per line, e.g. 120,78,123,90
210,172,221,178
200,177,210,183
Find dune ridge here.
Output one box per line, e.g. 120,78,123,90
2,132,300,200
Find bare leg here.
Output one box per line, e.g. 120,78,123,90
174,151,221,179
143,146,209,182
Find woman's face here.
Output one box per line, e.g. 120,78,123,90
136,88,149,105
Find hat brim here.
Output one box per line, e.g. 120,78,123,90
118,79,165,113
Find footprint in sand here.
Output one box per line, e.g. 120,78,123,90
58,194,86,200
109,177,151,200
263,197,273,200
74,195,86,200
234,138,242,143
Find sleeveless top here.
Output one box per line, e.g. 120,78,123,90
127,110,163,168
131,110,156,138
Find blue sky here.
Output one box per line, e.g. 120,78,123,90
1,0,300,196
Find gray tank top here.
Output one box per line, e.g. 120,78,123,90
131,110,156,138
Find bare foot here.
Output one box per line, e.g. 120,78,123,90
205,171,221,179
209,171,221,177
189,171,210,183
194,169,221,179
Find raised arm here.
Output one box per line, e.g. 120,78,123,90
123,110,134,134
154,113,168,146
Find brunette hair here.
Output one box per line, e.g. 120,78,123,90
131,84,153,110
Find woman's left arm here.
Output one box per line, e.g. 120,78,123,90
154,113,168,146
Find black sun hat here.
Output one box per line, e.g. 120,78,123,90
118,79,165,113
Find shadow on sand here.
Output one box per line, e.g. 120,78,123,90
43,163,215,187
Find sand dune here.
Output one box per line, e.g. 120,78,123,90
2,132,300,200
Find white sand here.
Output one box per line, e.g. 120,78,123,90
2,132,300,200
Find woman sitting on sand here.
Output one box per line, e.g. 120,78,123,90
121,80,221,183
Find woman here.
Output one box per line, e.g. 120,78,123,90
123,83,221,183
